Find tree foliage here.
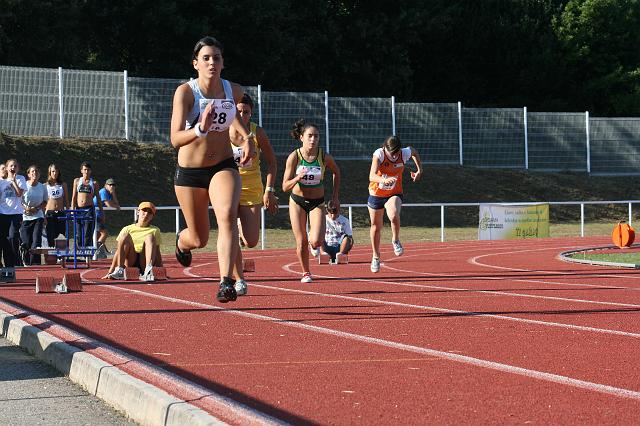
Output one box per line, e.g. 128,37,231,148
0,0,638,115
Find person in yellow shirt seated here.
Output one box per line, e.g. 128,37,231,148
102,201,163,282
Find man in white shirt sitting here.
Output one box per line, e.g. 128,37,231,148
322,200,353,264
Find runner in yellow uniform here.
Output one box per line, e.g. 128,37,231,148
229,94,278,295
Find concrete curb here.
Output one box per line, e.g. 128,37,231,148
0,310,226,426
557,245,640,269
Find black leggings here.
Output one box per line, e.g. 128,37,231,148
46,211,67,247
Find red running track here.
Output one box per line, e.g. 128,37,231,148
2,236,640,424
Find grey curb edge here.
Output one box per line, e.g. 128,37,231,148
557,245,640,269
0,310,227,426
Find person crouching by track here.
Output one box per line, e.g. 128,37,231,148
229,93,278,296
282,119,341,283
368,135,422,273
103,202,162,282
170,36,255,303
322,200,353,264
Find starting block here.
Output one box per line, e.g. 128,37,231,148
36,275,58,293
124,267,141,281
62,272,83,292
242,259,255,273
334,254,349,265
0,267,15,283
152,266,167,280
318,253,331,264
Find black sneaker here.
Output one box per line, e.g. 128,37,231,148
216,277,237,303
175,232,192,267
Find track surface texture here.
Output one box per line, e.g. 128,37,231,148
2,236,640,425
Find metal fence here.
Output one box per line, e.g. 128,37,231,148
2,65,640,174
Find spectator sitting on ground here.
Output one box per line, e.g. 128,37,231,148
102,201,162,282
322,199,353,263
93,177,120,259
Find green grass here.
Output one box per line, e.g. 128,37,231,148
149,222,616,255
567,252,640,264
4,133,640,257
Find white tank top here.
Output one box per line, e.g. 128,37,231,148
47,183,64,199
185,79,236,133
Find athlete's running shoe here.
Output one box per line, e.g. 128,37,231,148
370,257,380,273
392,240,404,256
216,277,237,303
300,272,313,283
235,279,248,296
140,264,155,282
108,267,125,280
175,232,192,267
310,246,320,258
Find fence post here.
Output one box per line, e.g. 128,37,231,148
324,90,330,153
391,96,396,136
348,206,353,229
580,203,585,237
257,84,263,127
58,67,64,139
261,207,266,250
629,202,632,226
123,70,129,140
585,111,591,173
523,106,529,170
458,101,463,166
440,205,445,242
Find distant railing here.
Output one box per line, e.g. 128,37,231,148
2,65,640,174
109,199,640,248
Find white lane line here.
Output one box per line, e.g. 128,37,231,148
274,263,640,338
82,273,640,402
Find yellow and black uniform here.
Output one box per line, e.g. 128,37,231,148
232,122,263,206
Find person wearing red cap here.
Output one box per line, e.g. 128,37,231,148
102,201,162,282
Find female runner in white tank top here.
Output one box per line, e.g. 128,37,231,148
170,36,255,303
45,164,69,247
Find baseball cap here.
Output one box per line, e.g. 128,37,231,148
138,201,156,215
106,178,116,185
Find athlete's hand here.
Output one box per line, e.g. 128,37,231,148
239,138,255,166
410,170,422,182
384,176,397,186
295,167,308,182
199,101,215,133
264,191,279,215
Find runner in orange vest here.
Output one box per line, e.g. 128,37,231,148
367,135,422,273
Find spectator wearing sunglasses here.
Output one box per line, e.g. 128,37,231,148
93,178,120,259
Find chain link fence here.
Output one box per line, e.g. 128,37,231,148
2,65,640,174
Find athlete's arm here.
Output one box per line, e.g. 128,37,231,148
170,83,202,149
409,147,423,182
325,153,341,210
71,178,78,209
282,151,304,192
258,126,279,214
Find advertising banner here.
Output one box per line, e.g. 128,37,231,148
478,203,550,240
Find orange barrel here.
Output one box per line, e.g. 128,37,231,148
612,221,635,248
